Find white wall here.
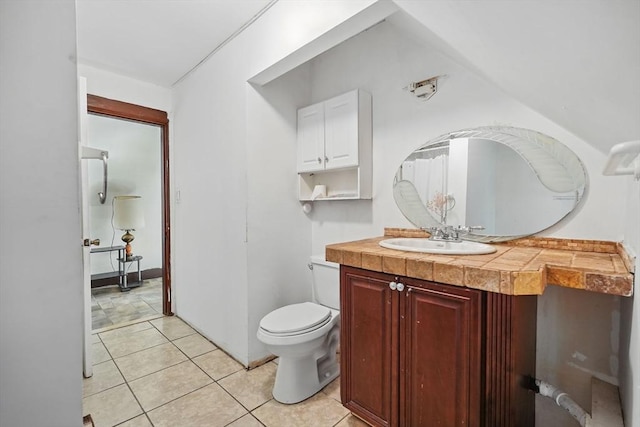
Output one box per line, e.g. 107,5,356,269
0,1,83,426
171,0,382,366
246,65,315,363
87,115,163,275
172,36,253,363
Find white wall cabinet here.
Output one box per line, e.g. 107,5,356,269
297,89,372,200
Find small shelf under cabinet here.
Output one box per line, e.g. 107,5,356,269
298,167,370,201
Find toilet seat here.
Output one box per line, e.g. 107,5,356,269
259,302,331,336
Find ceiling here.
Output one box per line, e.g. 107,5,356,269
76,0,274,87
76,0,639,154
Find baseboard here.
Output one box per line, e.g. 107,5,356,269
248,354,277,370
91,268,163,288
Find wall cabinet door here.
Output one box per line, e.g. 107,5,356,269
296,89,368,174
296,102,325,173
323,90,359,170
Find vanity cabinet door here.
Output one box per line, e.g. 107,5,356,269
341,267,398,427
400,281,482,427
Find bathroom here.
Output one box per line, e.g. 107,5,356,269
170,5,637,426
1,1,638,426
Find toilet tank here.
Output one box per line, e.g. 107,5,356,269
310,255,340,310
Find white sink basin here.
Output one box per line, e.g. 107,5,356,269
379,238,497,255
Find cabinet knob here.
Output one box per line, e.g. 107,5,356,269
389,281,397,290
325,156,329,163
317,157,322,164
396,282,405,292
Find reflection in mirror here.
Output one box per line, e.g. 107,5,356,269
393,127,587,242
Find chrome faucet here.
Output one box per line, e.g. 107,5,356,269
426,225,484,242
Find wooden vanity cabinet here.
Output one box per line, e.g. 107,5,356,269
340,266,537,427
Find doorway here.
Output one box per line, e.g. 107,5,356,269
87,95,172,323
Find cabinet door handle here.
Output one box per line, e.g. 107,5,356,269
317,157,322,164
325,156,329,163
396,282,405,292
389,281,397,290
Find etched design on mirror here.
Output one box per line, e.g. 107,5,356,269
393,127,588,243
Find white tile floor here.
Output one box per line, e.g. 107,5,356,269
83,316,367,427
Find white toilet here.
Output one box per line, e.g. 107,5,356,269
257,255,340,404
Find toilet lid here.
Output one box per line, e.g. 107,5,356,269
260,302,332,335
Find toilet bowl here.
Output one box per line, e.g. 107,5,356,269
256,256,340,404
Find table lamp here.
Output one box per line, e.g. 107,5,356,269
113,195,145,260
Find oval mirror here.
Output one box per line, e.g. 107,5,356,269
393,126,587,242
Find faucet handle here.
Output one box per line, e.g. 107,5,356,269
456,225,484,233
425,226,443,238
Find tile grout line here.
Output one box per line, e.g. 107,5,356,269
87,315,352,427
133,333,253,425
98,317,254,426
93,320,151,426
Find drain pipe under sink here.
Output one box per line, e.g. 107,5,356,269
531,378,591,426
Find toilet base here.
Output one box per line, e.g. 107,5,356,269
272,327,340,404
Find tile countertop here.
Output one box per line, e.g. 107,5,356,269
325,229,635,297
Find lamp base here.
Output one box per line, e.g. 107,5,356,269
125,244,134,261
121,230,135,260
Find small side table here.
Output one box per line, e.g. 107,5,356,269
118,255,143,292
90,245,126,287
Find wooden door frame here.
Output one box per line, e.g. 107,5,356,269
87,94,172,316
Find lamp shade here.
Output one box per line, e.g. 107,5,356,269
113,196,145,231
